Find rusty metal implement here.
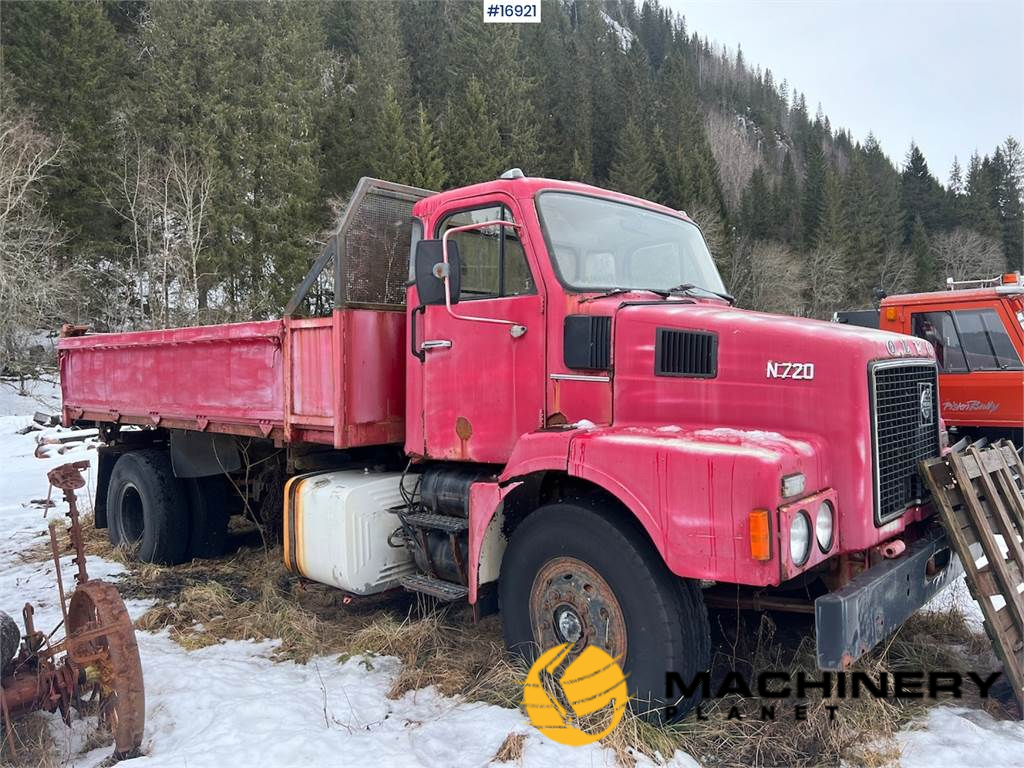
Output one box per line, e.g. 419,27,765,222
1,461,145,760
920,440,1024,717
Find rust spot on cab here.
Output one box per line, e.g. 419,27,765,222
455,416,472,460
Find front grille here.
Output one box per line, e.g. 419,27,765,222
870,361,940,524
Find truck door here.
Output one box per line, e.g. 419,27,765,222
910,304,1024,429
416,199,545,462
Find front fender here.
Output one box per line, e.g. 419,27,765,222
498,426,824,587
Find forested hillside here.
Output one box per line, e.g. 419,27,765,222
1,0,1021,372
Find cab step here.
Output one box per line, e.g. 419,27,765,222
403,512,468,533
399,574,469,601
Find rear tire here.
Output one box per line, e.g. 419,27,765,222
106,449,190,565
499,501,711,720
186,476,230,559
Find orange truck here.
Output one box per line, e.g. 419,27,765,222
836,273,1024,445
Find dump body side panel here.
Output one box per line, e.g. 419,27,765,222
59,310,405,449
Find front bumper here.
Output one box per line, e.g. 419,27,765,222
815,525,962,670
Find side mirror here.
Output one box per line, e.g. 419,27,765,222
414,240,461,306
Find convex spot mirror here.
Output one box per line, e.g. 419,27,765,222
414,240,461,305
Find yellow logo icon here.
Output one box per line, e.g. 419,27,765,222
522,643,630,746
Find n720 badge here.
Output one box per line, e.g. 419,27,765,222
766,361,815,380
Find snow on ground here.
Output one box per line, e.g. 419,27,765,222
2,380,1022,767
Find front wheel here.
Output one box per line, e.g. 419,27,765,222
499,501,711,720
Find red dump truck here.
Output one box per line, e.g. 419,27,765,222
59,174,959,716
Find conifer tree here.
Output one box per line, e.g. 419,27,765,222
774,153,801,242
608,117,656,199
816,169,846,251
739,167,773,239
909,215,934,288
408,104,447,191
369,86,413,183
442,78,502,187
2,0,128,264
992,138,1024,269
900,143,943,244
965,152,1001,241
801,143,827,248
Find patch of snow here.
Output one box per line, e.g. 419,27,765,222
897,706,1024,767
693,427,789,443
0,376,61,417
600,11,636,50
568,419,597,430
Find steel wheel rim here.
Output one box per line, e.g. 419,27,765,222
528,556,628,661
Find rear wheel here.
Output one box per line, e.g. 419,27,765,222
186,475,230,559
106,449,190,565
499,501,711,720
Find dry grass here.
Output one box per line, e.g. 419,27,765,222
491,731,527,764
1,713,59,768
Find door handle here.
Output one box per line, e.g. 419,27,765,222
421,340,452,350
411,304,426,362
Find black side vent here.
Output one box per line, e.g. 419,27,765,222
564,315,612,370
656,328,718,378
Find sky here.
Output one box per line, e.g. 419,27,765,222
664,0,1024,181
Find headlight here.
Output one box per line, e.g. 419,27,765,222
790,511,811,566
816,500,834,552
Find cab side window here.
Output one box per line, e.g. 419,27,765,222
955,308,1024,371
912,312,967,372
912,308,1023,372
437,205,534,300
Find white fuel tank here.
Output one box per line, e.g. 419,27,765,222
283,469,416,595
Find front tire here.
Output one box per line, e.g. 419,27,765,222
499,501,711,720
106,449,190,565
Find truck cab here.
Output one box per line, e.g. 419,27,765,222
878,276,1024,444
60,175,959,720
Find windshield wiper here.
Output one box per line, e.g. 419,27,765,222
665,283,735,305
578,287,667,303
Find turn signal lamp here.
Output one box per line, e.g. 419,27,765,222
885,306,898,321
749,509,771,561
1002,272,1021,285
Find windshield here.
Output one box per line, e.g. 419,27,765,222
536,192,726,295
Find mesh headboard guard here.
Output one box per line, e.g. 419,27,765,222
285,178,433,315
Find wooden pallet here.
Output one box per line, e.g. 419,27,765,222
920,440,1024,716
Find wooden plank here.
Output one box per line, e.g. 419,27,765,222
995,440,1024,538
959,444,1024,479
977,560,1024,597
923,448,1024,715
949,451,1024,637
969,444,1024,580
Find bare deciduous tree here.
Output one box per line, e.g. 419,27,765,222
704,110,764,211
931,228,1006,284
803,247,846,319
0,110,70,377
103,125,214,330
729,239,804,315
